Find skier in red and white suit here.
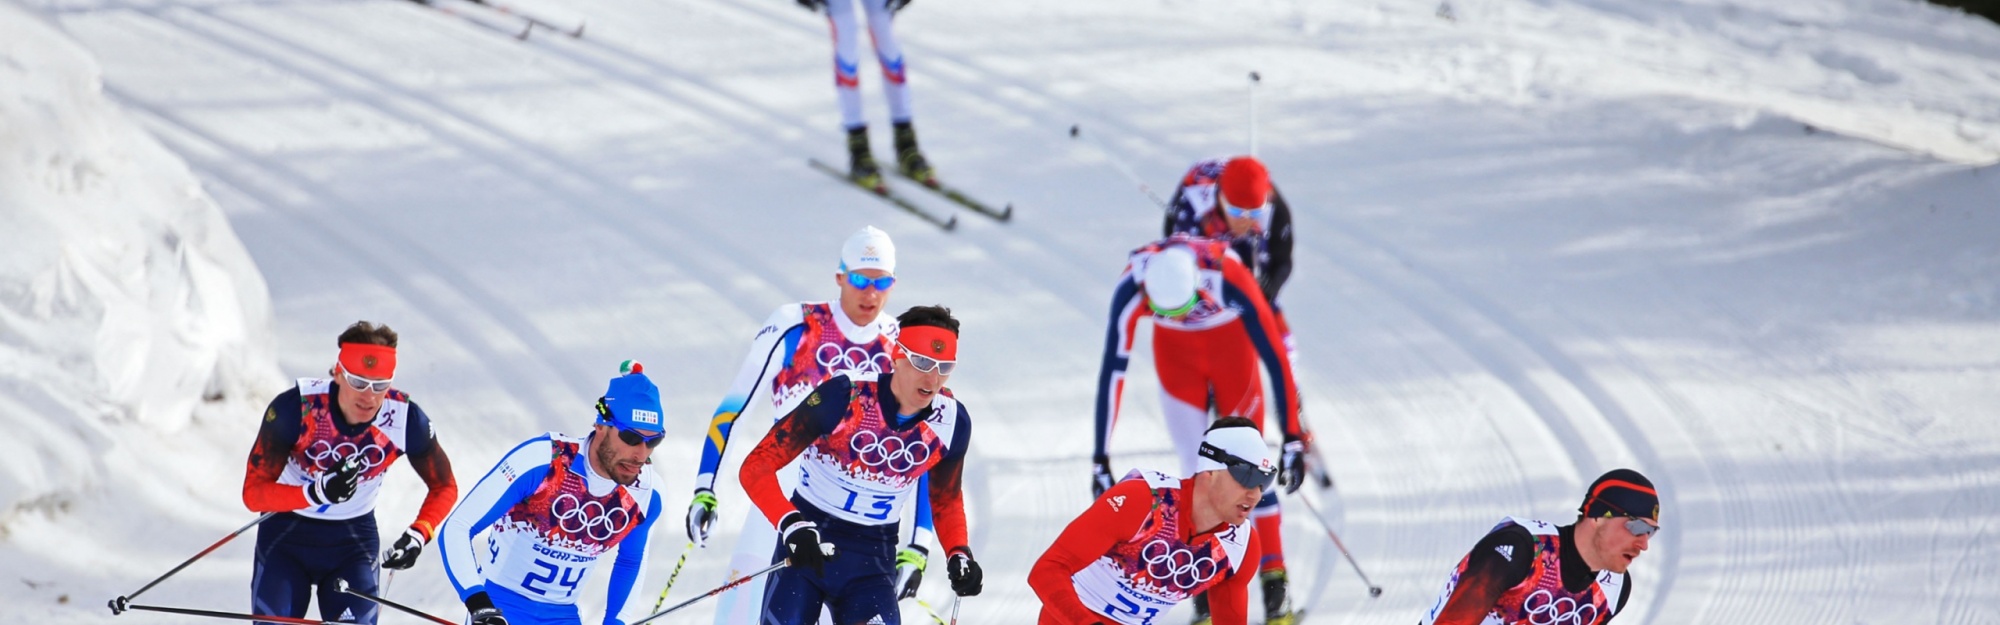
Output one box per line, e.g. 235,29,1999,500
1032,418,1275,625
1090,235,1308,622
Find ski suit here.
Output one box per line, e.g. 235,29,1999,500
1030,470,1260,625
439,432,664,625
1162,157,1295,305
1417,518,1633,625
1093,235,1301,572
739,373,973,625
823,0,912,129
699,302,935,624
243,379,457,625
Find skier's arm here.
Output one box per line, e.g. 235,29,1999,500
926,406,973,556
1260,188,1295,301
1220,259,1301,441
243,389,310,512
1093,272,1148,458
911,473,937,549
439,437,556,600
401,402,458,542
1028,479,1153,624
1163,184,1196,237
697,305,807,492
1206,530,1263,625
1429,526,1537,625
739,376,848,526
602,489,663,625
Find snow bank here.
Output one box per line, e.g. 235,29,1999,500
0,0,278,535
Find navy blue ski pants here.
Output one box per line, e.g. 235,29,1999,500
762,500,900,625
251,512,380,625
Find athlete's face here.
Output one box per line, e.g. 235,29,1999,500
591,423,654,485
890,353,950,410
332,364,388,425
1215,195,1261,237
836,268,893,326
1580,515,1654,574
1197,469,1262,527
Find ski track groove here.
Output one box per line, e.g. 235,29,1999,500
165,4,796,324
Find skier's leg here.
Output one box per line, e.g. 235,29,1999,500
825,0,865,131
250,517,312,619
762,539,830,625
824,525,899,625
1154,326,1214,477
1207,326,1288,580
313,517,381,624
858,0,910,123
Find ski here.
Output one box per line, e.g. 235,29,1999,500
809,159,958,232
402,0,533,40
892,172,1014,222
460,0,586,38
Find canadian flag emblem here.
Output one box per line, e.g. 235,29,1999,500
1108,495,1127,511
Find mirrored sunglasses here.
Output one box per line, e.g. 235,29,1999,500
1600,499,1660,537
900,345,957,375
615,426,664,449
1199,443,1276,491
341,370,392,393
1222,201,1267,220
845,271,896,291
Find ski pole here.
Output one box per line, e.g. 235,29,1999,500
335,578,456,625
1294,490,1383,597
1248,71,1261,157
108,512,275,614
631,559,791,625
122,603,355,624
912,597,948,625
1066,124,1170,211
649,540,697,612
948,595,962,625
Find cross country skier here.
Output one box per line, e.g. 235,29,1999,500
1162,156,1292,308
686,226,941,624
1031,418,1276,625
438,365,668,625
1417,469,1658,625
241,321,458,625
739,305,982,625
794,0,936,189
1091,235,1308,624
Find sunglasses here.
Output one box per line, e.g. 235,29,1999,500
842,267,896,291
1199,443,1276,491
1223,204,1267,220
899,344,957,375
1599,500,1660,537
1148,292,1200,318
341,370,392,393
614,425,664,449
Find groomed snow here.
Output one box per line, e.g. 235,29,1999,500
5,0,1999,623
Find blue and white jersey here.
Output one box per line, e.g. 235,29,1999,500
440,432,663,624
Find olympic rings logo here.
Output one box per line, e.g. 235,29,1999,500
1524,590,1599,625
552,493,632,541
1140,540,1218,590
850,430,931,473
816,344,891,375
304,441,388,472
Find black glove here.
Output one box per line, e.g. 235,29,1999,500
946,551,982,596
1091,454,1115,498
306,455,365,506
894,544,928,599
686,489,719,547
1278,440,1306,494
381,527,426,570
794,0,823,11
465,592,508,625
779,512,838,572
886,0,911,12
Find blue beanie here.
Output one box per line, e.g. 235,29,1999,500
596,367,663,433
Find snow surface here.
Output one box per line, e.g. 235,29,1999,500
5,0,2000,623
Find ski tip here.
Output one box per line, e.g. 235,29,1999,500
943,216,959,231
571,21,586,38
1000,204,1015,221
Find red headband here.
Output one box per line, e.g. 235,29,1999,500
898,325,957,362
339,343,397,379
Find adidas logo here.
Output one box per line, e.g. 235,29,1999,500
1108,495,1126,511
1494,545,1514,561
340,608,356,621
866,615,886,625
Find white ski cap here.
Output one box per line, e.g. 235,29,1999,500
1196,424,1275,475
1142,246,1199,311
842,226,896,274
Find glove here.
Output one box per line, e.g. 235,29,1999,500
1090,454,1115,498
306,455,365,506
894,544,928,599
946,550,982,596
686,489,719,547
779,512,838,572
381,527,426,570
465,592,508,625
1278,440,1306,494
886,0,911,12
794,0,823,11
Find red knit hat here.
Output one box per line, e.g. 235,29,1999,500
1218,157,1271,211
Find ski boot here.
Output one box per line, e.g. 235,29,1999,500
1190,591,1212,625
893,120,937,187
847,126,883,191
1261,568,1299,625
